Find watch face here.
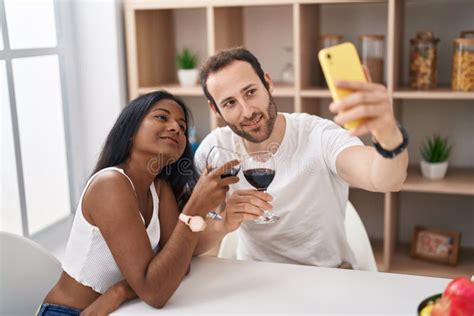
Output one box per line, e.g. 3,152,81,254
190,216,206,232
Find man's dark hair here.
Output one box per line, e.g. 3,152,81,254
199,47,269,110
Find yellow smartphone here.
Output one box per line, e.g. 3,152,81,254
318,42,367,130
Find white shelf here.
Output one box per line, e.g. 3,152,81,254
138,84,295,97
138,85,202,96
373,240,474,279
393,88,474,100
300,88,332,98
402,167,474,196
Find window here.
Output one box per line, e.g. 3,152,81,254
5,0,57,49
0,0,72,237
1,60,23,235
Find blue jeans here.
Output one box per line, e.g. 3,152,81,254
36,303,81,316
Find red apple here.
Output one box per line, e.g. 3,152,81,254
431,295,474,316
431,277,474,316
444,277,474,302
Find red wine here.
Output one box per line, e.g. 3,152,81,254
243,168,275,190
221,167,240,178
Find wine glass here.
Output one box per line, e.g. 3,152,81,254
241,151,280,224
205,146,241,220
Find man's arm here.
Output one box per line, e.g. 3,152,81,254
336,142,408,192
329,72,408,192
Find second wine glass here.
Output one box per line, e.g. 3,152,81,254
242,151,280,224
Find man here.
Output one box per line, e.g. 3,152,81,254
195,47,408,269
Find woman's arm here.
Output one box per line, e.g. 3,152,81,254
80,280,135,316
85,173,197,308
83,163,238,309
81,178,202,315
158,179,216,257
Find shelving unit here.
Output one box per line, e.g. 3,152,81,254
124,0,474,277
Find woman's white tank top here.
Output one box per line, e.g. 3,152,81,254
62,167,160,294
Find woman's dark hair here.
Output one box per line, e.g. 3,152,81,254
93,90,198,210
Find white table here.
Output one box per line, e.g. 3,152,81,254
114,256,449,315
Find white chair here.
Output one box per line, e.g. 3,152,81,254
218,201,378,272
344,202,378,271
0,231,62,315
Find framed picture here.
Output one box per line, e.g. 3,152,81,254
410,226,461,266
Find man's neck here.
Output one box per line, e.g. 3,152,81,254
243,113,286,154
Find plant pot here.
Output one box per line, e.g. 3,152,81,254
420,160,448,180
177,69,198,86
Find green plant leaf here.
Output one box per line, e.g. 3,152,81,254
176,48,198,69
420,135,451,163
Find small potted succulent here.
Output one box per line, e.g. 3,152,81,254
176,48,198,86
420,135,451,180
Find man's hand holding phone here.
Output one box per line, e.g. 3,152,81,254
329,67,402,150
318,42,402,150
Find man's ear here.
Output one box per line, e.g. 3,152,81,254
264,73,274,93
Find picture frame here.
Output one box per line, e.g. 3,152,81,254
410,226,461,266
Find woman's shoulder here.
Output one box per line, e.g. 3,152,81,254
82,168,138,224
84,169,136,204
91,168,133,188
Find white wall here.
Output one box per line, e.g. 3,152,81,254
61,0,127,204
36,0,126,257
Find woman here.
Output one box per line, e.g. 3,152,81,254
39,91,239,315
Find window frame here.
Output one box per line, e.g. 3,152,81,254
0,0,75,238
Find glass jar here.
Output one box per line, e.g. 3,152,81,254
320,35,343,86
409,31,440,89
452,31,474,91
359,34,384,83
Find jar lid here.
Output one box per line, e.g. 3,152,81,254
359,34,385,41
410,31,440,43
453,38,474,45
320,34,343,40
416,31,434,39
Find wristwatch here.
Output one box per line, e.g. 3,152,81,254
372,125,409,159
179,213,206,232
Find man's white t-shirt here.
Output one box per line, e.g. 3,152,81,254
195,112,364,268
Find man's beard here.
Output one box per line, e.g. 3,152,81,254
222,93,277,144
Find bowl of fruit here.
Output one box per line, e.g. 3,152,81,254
418,277,474,316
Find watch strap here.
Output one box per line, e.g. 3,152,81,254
372,125,409,159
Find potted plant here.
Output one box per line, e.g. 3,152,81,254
420,135,451,180
176,48,198,86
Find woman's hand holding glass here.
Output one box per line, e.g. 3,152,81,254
205,146,241,220
188,159,240,217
